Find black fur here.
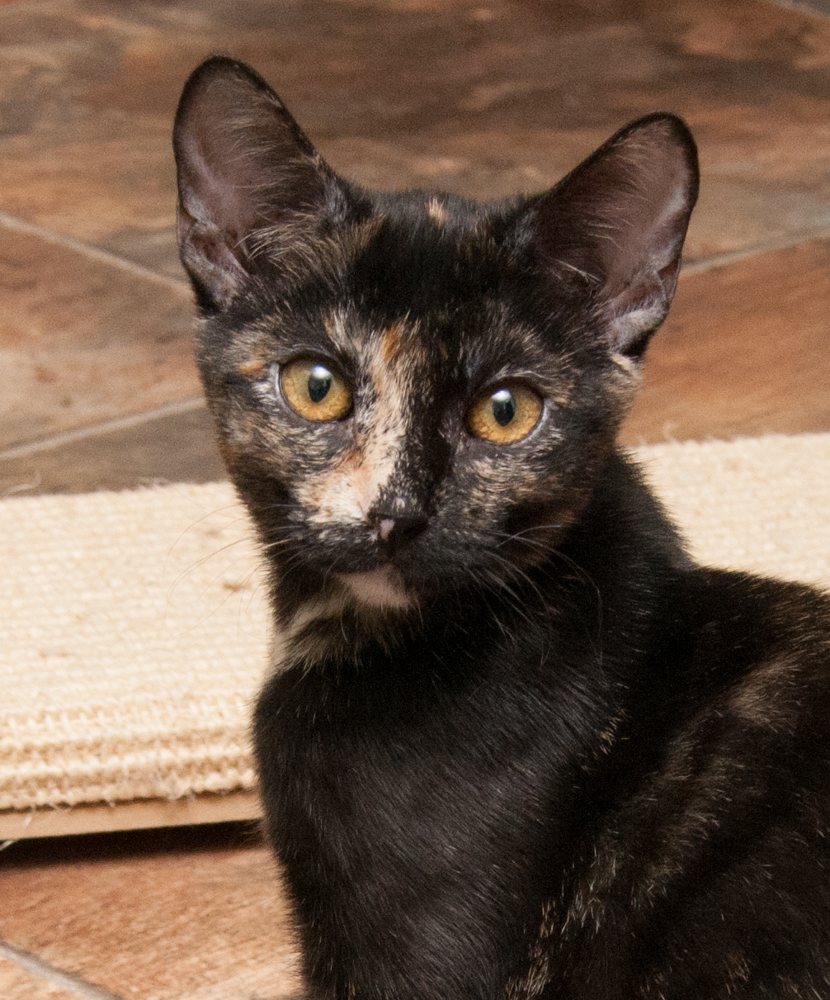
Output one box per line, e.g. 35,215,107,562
174,57,830,999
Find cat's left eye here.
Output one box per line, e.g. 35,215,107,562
280,359,353,421
466,384,542,443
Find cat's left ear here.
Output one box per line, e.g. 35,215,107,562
524,113,699,357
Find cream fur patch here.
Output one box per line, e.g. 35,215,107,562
337,565,414,610
301,318,420,529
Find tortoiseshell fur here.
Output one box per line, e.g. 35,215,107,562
174,57,830,1000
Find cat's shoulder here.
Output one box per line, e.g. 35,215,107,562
651,564,830,751
680,565,830,679
638,565,830,840
564,569,830,986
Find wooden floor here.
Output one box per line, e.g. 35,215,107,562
2,0,830,996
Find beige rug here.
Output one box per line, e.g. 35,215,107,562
1,433,829,826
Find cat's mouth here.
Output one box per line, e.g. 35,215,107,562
336,564,415,611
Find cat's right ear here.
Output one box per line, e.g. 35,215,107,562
173,57,337,312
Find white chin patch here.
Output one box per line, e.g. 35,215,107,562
338,565,414,610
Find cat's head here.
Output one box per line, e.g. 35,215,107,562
174,57,697,643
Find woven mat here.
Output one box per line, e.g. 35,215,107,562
1,433,829,817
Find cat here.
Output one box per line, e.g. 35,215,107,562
173,56,830,1000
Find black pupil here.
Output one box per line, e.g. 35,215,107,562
491,389,516,426
308,366,333,404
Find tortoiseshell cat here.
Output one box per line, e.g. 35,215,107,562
174,57,830,1000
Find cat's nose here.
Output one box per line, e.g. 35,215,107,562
370,497,428,552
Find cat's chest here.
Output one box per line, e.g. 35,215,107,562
255,642,593,886
264,653,549,815
255,651,582,997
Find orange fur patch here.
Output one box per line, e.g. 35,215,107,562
237,358,268,378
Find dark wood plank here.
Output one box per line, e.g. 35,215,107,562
621,239,830,444
0,227,197,451
0,830,300,1000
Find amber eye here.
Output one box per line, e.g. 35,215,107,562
280,359,352,421
466,385,542,443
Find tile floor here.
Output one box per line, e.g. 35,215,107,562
2,0,830,996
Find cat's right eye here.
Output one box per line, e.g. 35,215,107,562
280,359,353,421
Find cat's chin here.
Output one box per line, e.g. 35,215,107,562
336,565,415,611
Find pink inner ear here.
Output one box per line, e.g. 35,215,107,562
531,114,698,354
174,57,331,308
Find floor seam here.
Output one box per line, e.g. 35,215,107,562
762,0,830,20
0,396,207,461
0,935,126,1000
0,211,191,294
681,225,830,275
